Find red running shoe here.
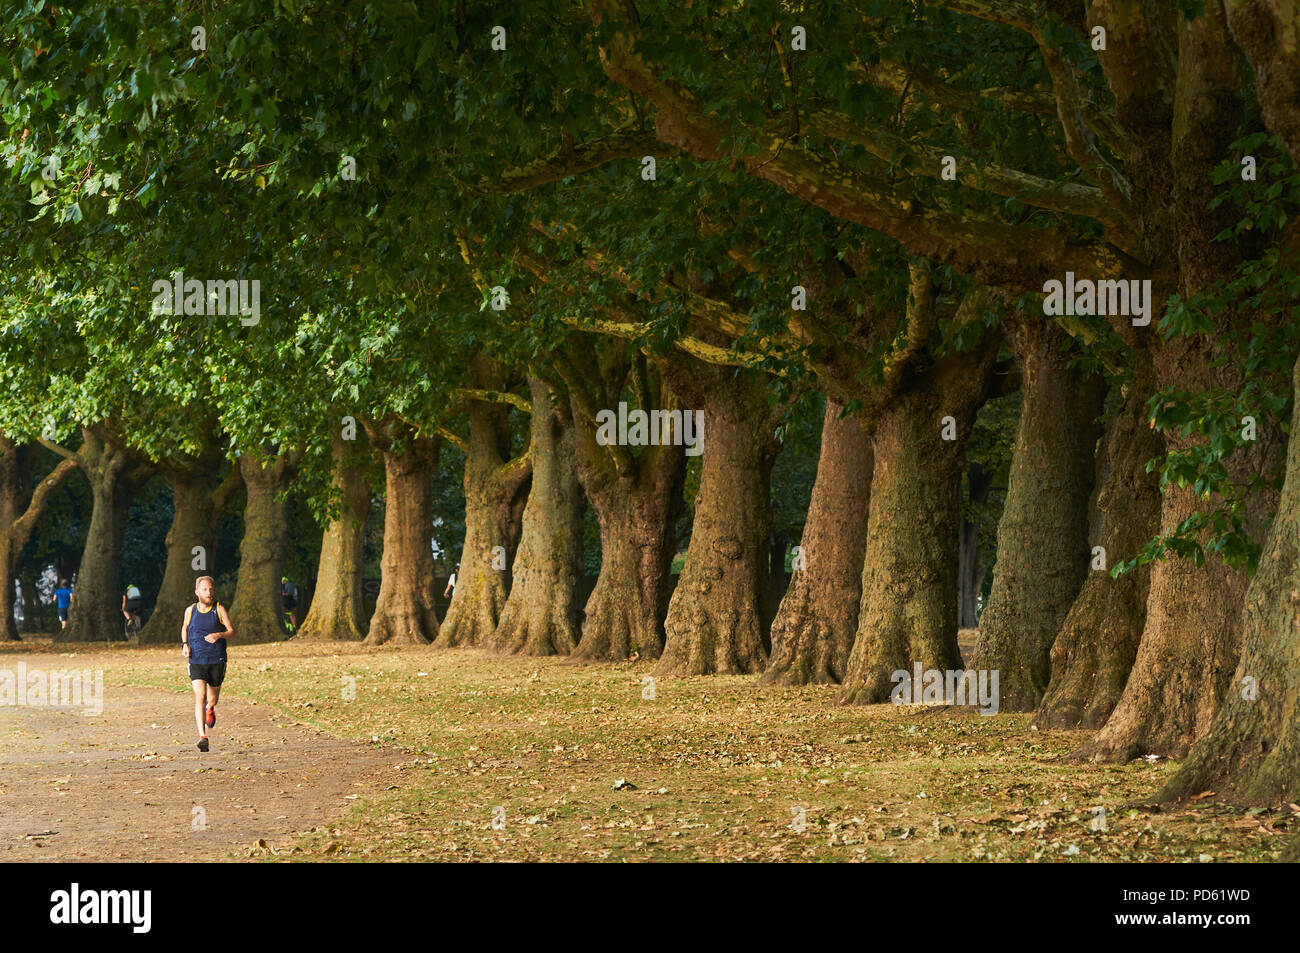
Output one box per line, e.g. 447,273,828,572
205,705,216,728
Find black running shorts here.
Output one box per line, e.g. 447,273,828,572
188,662,226,686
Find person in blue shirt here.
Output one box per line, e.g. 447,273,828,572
181,575,236,752
53,579,73,630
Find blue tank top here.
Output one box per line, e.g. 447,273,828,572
187,603,227,664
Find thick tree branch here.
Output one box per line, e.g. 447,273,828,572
561,313,773,371
929,0,1037,30
1035,38,1137,227
476,130,672,195
552,349,636,477
510,241,782,369
434,426,468,454
36,438,79,463
10,456,79,545
809,108,1126,230
496,450,533,500
591,1,1131,288
1225,0,1300,166
853,59,1125,152
881,261,940,396
927,1,1137,225
456,388,532,415
530,218,880,376
211,460,244,516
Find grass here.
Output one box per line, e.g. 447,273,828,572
3,638,1292,861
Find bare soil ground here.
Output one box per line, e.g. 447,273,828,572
0,647,407,861
1,638,1292,862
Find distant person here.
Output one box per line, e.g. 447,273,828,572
280,576,299,631
122,582,143,622
182,575,234,753
443,563,459,599
54,579,73,630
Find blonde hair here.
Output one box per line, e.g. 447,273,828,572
195,576,215,589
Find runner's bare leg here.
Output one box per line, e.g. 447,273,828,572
192,679,208,736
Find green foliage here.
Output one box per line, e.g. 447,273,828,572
1116,135,1300,576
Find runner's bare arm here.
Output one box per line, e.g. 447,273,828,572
181,605,192,656
216,603,236,640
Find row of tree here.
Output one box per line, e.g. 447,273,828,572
2,2,1298,817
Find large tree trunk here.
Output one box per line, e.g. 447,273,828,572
0,439,77,641
836,340,997,706
1075,359,1281,759
1068,6,1279,760
1158,349,1300,806
365,428,438,646
437,398,529,648
655,367,782,677
230,450,297,644
559,340,685,662
570,409,683,661
575,475,680,661
139,463,227,644
762,401,872,686
492,378,585,656
1148,7,1300,789
1224,0,1300,166
298,432,373,643
58,428,153,644
1033,368,1164,729
970,320,1104,710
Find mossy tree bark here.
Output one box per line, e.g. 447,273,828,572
0,436,79,642
140,442,242,645
762,400,872,686
492,377,585,656
1033,365,1163,729
57,426,155,644
1146,0,1300,804
970,318,1104,711
297,429,374,643
230,449,301,644
654,360,784,677
437,387,531,648
835,352,996,704
1157,349,1300,806
836,274,1000,706
559,343,684,662
363,422,438,646
1076,384,1280,760
1223,0,1300,166
1067,2,1291,760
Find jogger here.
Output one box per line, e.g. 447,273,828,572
182,576,235,753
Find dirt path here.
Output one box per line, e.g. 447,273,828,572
0,652,408,861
